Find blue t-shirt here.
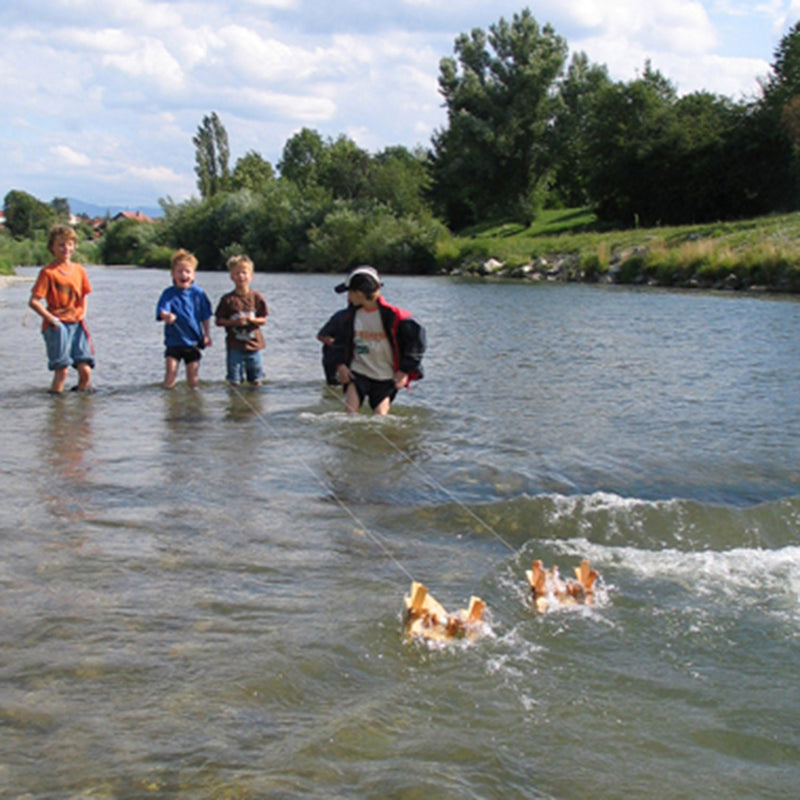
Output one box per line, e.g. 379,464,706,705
156,284,212,348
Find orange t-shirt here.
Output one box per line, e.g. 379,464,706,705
31,261,92,330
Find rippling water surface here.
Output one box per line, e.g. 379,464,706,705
1,268,799,799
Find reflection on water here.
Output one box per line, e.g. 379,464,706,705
223,385,265,422
1,270,799,799
40,395,95,523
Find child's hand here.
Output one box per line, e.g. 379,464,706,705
318,335,335,346
203,334,212,347
394,371,409,390
336,364,352,384
162,311,177,325
49,316,62,329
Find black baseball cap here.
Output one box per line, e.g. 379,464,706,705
334,265,382,294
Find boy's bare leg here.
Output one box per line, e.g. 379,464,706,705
49,366,68,394
76,362,92,391
185,360,200,389
163,357,179,389
373,397,391,416
344,383,361,413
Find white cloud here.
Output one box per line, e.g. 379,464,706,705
50,145,92,167
561,0,717,53
102,37,185,91
0,0,788,207
227,87,337,121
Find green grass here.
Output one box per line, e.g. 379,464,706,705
443,208,800,290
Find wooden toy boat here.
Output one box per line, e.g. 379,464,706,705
403,581,486,643
526,558,598,613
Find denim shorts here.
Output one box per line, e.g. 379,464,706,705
43,321,95,371
226,348,264,385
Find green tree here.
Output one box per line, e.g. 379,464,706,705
193,112,231,198
758,21,800,206
278,128,328,189
584,63,678,224
369,145,432,216
278,130,373,200
231,150,275,193
101,217,165,266
551,52,611,207
430,8,567,227
51,197,71,221
320,135,372,200
3,190,57,239
762,21,800,116
584,59,792,225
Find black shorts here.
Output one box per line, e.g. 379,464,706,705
165,345,203,364
349,372,398,410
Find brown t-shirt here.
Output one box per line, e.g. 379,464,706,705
215,289,268,351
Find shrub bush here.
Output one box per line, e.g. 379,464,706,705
617,254,646,283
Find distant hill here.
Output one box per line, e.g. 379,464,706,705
68,197,163,219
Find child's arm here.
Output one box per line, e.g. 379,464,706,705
251,295,268,326
201,318,212,347
156,294,176,324
29,295,61,327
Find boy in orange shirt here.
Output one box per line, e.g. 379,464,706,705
29,224,95,394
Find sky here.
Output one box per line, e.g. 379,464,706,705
1,0,798,213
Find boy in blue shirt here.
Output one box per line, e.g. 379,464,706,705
156,249,212,389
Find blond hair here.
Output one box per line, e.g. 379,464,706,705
48,224,78,253
227,254,254,275
171,248,198,271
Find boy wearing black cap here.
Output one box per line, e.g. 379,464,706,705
326,265,425,415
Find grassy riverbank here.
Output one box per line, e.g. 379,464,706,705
4,207,800,291
441,208,800,292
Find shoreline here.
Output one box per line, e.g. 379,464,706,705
0,274,33,290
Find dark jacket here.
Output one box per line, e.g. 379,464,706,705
318,307,350,385
332,297,426,383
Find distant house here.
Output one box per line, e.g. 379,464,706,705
0,211,5,229
113,210,153,223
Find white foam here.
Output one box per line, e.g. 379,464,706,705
545,538,800,617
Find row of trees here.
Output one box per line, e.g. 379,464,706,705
430,10,799,227
5,8,800,273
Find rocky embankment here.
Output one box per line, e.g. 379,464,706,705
447,253,783,292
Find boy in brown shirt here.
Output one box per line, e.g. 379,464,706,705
214,255,268,386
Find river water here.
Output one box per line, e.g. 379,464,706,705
1,267,799,799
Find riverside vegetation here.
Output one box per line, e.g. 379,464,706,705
4,9,800,293
441,208,800,293
4,206,800,294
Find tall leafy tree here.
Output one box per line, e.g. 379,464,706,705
369,145,432,216
193,112,231,199
759,21,800,206
3,190,57,239
51,197,71,221
762,21,800,116
584,63,679,224
320,135,372,200
550,52,611,207
278,128,327,189
231,150,275,193
430,8,567,227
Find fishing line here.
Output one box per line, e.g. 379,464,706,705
171,316,518,581
326,383,518,555
229,383,416,583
